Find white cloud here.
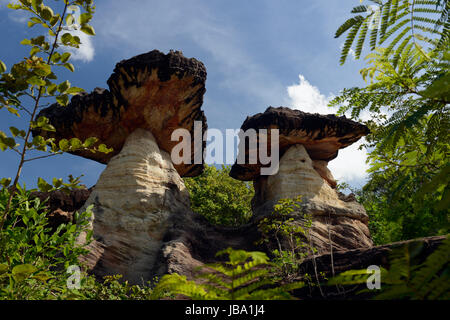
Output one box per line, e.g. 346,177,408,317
286,74,369,187
1,1,95,62
94,0,284,106
61,28,95,62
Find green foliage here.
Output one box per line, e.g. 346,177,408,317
328,235,450,299
336,0,449,64
151,248,305,300
184,165,254,226
0,186,160,300
68,274,158,300
332,1,449,244
0,186,93,299
257,196,316,281
0,0,111,231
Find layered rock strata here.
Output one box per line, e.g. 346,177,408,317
33,50,208,283
231,107,373,253
78,129,190,282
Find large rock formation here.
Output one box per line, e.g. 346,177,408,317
294,235,447,299
231,107,372,254
33,50,208,283
35,49,207,177
78,129,191,282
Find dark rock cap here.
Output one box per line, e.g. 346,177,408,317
230,106,370,180
34,49,207,177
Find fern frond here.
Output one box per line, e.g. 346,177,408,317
380,0,393,37
370,24,379,49
352,5,369,13
393,35,413,67
340,20,364,64
379,18,411,45
232,269,269,288
232,278,273,299
373,284,412,299
356,20,370,59
390,0,400,24
410,236,450,295
327,269,372,285
421,273,450,299
335,15,365,38
413,8,442,14
196,272,232,289
384,26,412,57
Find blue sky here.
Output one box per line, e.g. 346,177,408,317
0,0,372,189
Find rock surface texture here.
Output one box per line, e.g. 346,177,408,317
230,106,370,181
79,129,191,282
231,107,373,253
34,50,208,283
34,50,207,177
294,235,446,299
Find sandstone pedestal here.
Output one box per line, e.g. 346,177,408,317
78,129,190,283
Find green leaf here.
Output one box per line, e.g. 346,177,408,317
52,177,63,188
420,73,450,100
0,178,11,188
69,137,82,150
27,76,46,86
12,264,37,282
63,63,75,72
29,46,40,57
60,33,72,44
10,126,20,137
56,94,69,106
83,137,98,148
59,139,69,151
0,264,7,275
0,60,6,73
60,52,71,63
32,271,51,282
34,63,51,76
7,107,20,117
57,80,70,93
98,144,113,154
80,24,95,36
66,86,84,95
49,14,60,27
41,6,54,21
20,38,32,45
51,52,61,63
66,13,74,26
37,177,53,192
79,12,92,24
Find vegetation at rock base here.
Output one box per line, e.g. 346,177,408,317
151,247,305,300
184,165,254,227
0,0,111,233
333,0,449,244
0,0,448,301
257,196,316,282
328,235,450,300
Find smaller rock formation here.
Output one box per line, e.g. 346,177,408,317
230,107,372,253
30,188,90,230
294,235,447,299
33,50,208,283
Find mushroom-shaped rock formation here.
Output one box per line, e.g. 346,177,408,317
36,49,207,177
230,107,372,253
34,50,207,283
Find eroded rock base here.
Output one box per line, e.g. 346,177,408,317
77,129,190,283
